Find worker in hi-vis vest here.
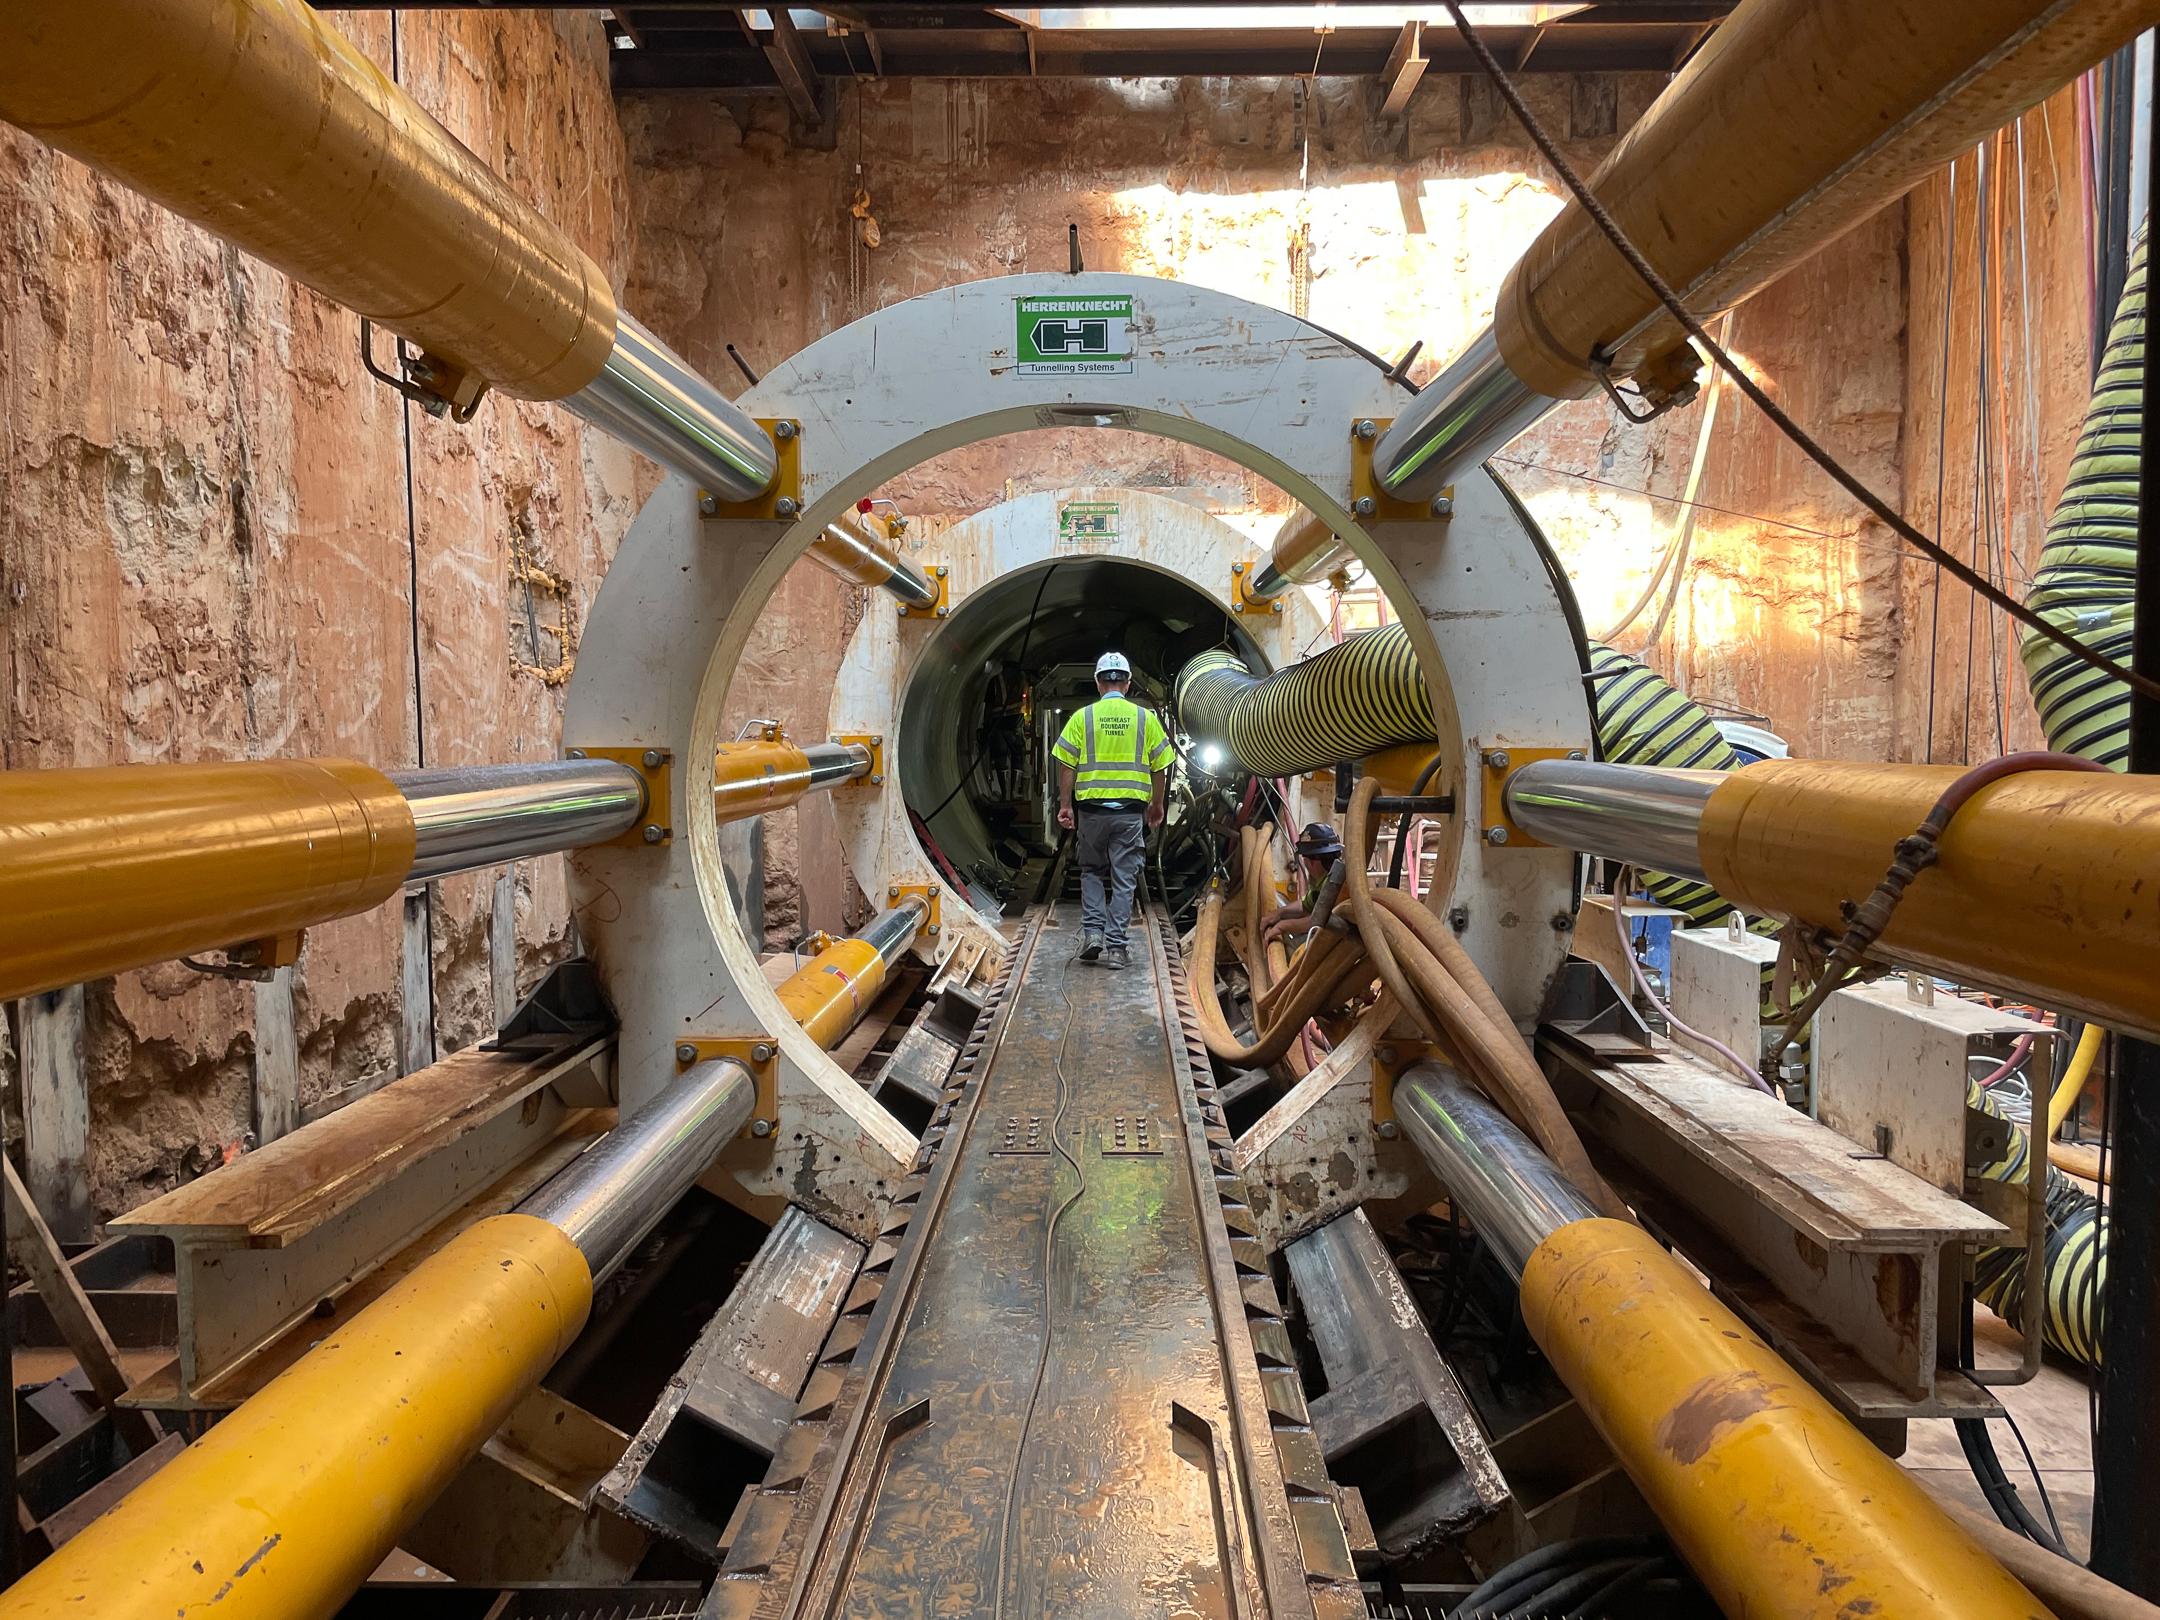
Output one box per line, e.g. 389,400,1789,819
1053,651,1174,969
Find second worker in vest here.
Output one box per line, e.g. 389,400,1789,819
1053,651,1174,969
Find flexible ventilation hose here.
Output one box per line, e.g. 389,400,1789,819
2018,223,2146,766
1176,628,1434,778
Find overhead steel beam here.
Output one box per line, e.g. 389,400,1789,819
1378,20,1428,116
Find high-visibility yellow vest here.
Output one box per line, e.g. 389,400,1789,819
1052,694,1173,803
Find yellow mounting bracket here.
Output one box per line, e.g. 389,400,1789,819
1369,1040,1450,1128
698,419,802,522
1478,744,1583,850
888,882,943,941
897,564,951,619
573,746,674,848
1350,418,1451,524
676,1036,780,1140
1229,560,1281,615
831,732,886,787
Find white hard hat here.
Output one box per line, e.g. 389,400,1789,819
1094,651,1132,678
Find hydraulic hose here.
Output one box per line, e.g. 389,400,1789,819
1176,628,1434,778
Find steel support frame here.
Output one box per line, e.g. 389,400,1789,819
565,273,1588,1237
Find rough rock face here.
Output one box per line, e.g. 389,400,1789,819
0,10,637,1215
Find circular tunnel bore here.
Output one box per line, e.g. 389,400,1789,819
899,557,1271,921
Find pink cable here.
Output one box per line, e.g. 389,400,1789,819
1976,1031,2036,1089
1612,869,1776,1094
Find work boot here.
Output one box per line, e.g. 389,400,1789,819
1104,943,1130,971
1079,931,1102,962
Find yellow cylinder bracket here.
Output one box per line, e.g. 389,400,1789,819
0,1214,592,1620
775,936,888,1051
0,1,619,403
1521,1219,2053,1619
0,759,417,1003
1495,0,2160,399
1698,757,2160,1042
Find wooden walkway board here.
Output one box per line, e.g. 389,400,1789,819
113,1034,609,1249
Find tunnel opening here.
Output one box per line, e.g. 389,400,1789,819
899,555,1272,923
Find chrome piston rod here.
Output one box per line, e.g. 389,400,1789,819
519,1056,757,1281
1501,757,1717,879
563,316,938,606
395,759,648,882
1394,1062,1598,1277
563,311,776,505
858,892,930,965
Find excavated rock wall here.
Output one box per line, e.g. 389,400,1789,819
0,10,637,1215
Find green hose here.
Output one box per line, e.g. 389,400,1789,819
1969,1080,2106,1368
2017,223,2146,766
1176,628,1433,778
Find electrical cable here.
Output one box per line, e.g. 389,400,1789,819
923,562,1059,824
1612,866,1771,1093
1440,0,2160,709
1385,751,1446,890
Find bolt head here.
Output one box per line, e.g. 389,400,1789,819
566,748,586,759
870,773,885,785
1485,749,1510,770
1233,603,1246,614
1377,1120,1401,1140
774,496,801,519
1232,560,1245,573
642,747,664,768
935,566,948,577
1431,495,1454,518
1484,825,1509,846
643,823,665,844
889,885,900,897
676,1042,698,1064
1271,601,1283,613
773,419,798,440
928,885,940,898
872,734,883,745
751,1041,775,1063
1352,496,1377,517
1376,1045,1397,1064
751,1118,775,1138
1354,418,1378,440
698,494,719,517
928,923,941,935
1566,749,1586,761
936,606,950,617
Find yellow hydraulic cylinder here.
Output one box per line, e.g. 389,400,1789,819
0,759,416,1003
0,1,618,403
808,516,941,609
776,936,889,1050
1521,1218,2052,1620
0,1214,591,1620
1699,757,2160,1042
774,896,928,1049
1496,0,2160,398
713,737,872,824
1268,510,1354,587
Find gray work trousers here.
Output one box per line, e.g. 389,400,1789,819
1077,807,1146,947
